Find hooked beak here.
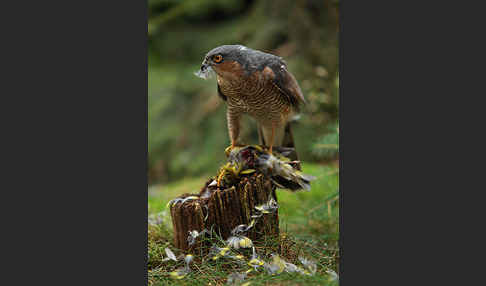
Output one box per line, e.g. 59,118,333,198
194,59,214,79
200,59,210,72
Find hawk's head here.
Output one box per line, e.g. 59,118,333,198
195,45,283,80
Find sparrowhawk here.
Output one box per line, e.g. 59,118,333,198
196,45,305,160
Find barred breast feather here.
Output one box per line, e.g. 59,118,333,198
219,68,293,128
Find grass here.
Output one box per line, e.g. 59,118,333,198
148,162,339,285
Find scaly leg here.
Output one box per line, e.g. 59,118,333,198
227,109,241,148
269,124,275,154
225,109,242,156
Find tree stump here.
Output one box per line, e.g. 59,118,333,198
169,172,279,252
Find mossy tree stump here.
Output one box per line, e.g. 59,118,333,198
169,173,279,252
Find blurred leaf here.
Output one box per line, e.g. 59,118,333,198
311,121,339,160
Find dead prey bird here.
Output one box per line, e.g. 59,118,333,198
222,145,316,191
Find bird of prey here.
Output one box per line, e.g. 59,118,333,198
195,44,305,160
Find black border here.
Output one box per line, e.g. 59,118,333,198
5,0,468,284
4,1,148,285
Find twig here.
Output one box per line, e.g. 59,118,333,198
306,191,339,215
314,144,339,149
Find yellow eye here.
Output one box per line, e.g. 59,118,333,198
213,54,223,63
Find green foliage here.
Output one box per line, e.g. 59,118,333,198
148,64,229,183
311,121,339,160
148,0,246,35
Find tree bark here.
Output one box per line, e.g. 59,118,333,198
169,173,279,252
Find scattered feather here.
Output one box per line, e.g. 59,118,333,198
167,196,199,208
248,257,265,270
283,261,299,273
200,189,212,199
326,269,339,281
187,229,209,246
148,211,168,226
209,245,231,260
231,224,249,235
254,197,279,215
208,179,217,187
162,247,177,262
226,272,247,285
169,267,190,279
228,254,245,261
230,222,255,235
226,236,241,249
263,254,286,275
182,196,199,204
252,196,279,218
247,219,256,229
298,256,317,275
248,247,265,270
184,254,194,265
169,254,194,279
194,66,214,79
238,236,253,248
166,198,183,208
226,235,253,249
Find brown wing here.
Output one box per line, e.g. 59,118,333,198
265,64,306,111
